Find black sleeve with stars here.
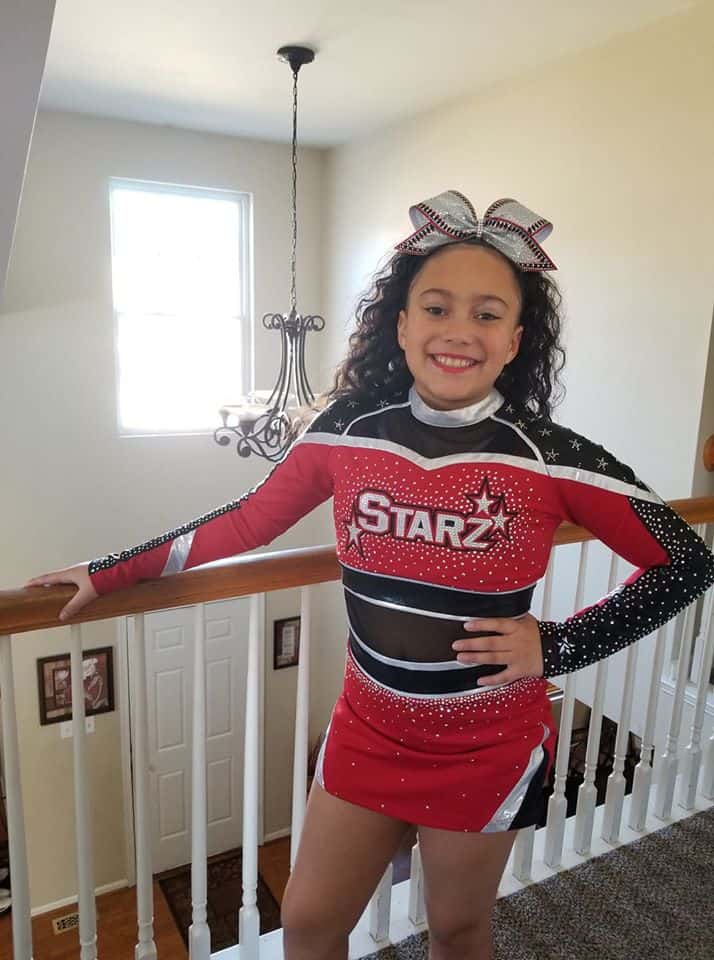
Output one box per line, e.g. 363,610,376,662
525,419,714,679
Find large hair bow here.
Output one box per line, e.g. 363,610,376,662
394,189,557,271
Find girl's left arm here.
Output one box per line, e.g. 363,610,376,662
538,432,714,679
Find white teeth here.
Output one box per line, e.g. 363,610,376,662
432,355,476,368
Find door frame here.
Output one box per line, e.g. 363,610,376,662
117,594,268,883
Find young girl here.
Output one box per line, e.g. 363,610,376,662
28,190,714,960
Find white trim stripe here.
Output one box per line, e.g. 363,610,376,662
490,413,544,461
482,721,551,832
161,531,195,576
347,648,512,698
547,464,662,504
343,399,411,432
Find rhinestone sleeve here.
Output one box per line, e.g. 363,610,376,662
538,437,714,679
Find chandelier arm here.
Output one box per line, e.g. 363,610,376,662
296,323,313,405
273,322,294,413
263,314,288,410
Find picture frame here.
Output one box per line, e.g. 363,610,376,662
273,616,301,670
37,646,115,725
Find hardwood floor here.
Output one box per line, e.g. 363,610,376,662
0,880,187,959
0,838,293,959
0,829,418,957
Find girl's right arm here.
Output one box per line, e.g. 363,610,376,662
26,402,342,620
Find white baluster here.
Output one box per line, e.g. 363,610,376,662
573,662,607,855
131,615,157,959
544,542,588,868
574,552,618,855
678,584,714,811
290,586,311,869
511,825,535,884
0,635,33,960
190,604,210,959
70,625,98,960
368,864,393,943
654,601,697,821
628,622,668,832
408,840,426,925
601,642,638,844
239,594,261,959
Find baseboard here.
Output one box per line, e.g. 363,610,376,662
31,879,129,918
262,827,292,843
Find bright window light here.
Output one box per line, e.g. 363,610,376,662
109,180,251,434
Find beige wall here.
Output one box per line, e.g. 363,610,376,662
0,109,328,908
320,2,714,501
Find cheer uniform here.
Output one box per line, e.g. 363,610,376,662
88,386,714,833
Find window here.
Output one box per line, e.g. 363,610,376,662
109,179,252,434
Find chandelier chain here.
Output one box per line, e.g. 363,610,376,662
290,66,298,313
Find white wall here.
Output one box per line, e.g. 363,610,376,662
0,109,330,908
317,3,714,745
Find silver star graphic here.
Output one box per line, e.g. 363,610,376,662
545,449,559,461
333,419,345,431
474,492,493,513
515,419,527,429
377,400,390,408
539,428,552,437
505,404,514,413
491,504,510,531
343,509,365,554
347,400,358,408
570,438,582,451
596,457,608,470
466,477,500,516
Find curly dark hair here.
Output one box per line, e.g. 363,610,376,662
325,239,566,420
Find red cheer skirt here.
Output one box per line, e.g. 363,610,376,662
314,646,558,833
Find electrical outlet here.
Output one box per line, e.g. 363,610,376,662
85,716,95,734
60,721,73,739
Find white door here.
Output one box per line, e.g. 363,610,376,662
127,597,259,874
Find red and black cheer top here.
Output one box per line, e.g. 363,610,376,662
89,386,714,690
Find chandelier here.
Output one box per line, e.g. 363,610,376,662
215,45,324,461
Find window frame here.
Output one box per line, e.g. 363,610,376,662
108,176,254,438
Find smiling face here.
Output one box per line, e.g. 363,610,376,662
397,243,524,410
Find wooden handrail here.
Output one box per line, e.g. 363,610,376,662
705,434,714,472
2,496,713,636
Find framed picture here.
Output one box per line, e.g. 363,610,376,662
37,646,115,725
273,616,301,670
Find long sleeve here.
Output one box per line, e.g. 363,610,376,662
537,427,714,679
88,403,339,595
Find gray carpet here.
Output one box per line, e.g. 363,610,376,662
361,807,713,960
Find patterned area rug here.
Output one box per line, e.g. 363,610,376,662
361,807,714,960
158,848,281,952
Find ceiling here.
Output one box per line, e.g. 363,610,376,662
40,0,696,147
